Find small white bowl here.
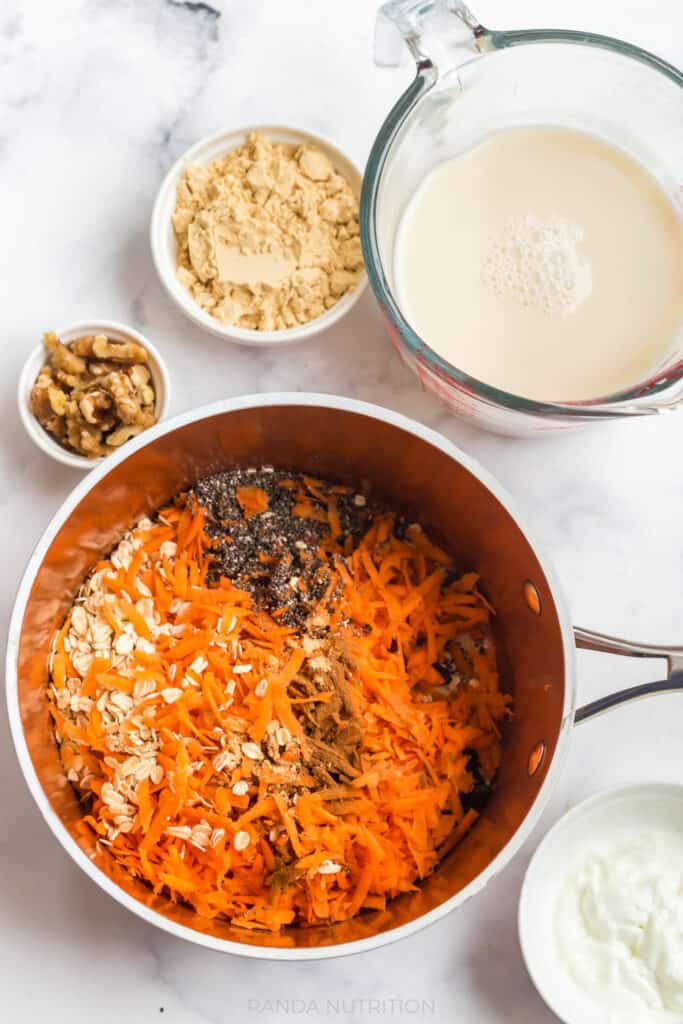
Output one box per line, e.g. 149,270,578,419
150,125,368,345
518,782,683,1024
18,320,171,471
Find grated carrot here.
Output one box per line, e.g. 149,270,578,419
49,480,509,934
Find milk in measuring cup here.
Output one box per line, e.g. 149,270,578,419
394,126,683,401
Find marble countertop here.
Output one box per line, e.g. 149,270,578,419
2,1,682,1021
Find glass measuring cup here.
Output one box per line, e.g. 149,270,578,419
361,1,683,434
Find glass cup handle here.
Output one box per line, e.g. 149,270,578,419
374,0,488,72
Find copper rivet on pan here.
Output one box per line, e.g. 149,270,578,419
523,580,542,615
528,741,546,776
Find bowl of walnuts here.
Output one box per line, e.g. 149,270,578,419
19,321,170,470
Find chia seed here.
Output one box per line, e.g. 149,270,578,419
193,468,372,626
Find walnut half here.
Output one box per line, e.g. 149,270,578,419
106,424,145,447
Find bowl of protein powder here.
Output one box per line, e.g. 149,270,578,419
151,125,367,345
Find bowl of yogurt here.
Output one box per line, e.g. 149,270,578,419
519,783,683,1023
361,1,683,434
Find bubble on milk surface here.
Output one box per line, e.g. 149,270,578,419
482,213,593,316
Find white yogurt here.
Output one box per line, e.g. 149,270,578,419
557,830,683,1020
519,786,683,1024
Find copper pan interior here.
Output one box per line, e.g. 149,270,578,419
15,403,565,950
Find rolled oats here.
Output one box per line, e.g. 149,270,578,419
71,605,88,636
240,741,263,761
165,825,192,840
133,677,157,700
233,830,250,851
317,860,342,875
210,828,225,848
213,750,238,773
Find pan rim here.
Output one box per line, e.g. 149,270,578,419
5,392,577,959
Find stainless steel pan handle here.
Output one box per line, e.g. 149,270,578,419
574,627,683,723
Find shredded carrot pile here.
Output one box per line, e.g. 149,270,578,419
49,478,510,932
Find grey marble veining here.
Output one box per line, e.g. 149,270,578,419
1,1,682,1021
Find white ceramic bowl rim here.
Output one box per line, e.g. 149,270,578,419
6,393,576,959
17,320,171,471
150,125,368,346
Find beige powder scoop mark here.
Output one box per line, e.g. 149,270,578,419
214,244,295,288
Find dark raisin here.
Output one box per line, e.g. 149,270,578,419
461,749,492,813
433,661,452,683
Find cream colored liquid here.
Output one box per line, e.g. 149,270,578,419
394,126,683,401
